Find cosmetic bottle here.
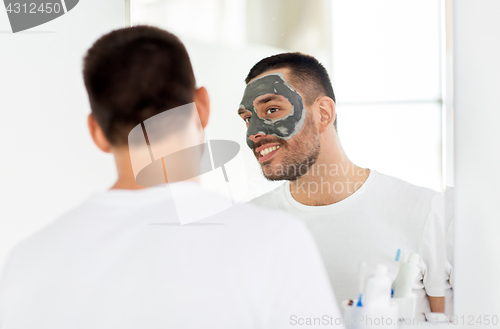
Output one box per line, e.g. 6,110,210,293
392,252,420,321
363,264,392,307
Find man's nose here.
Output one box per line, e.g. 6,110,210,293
249,133,265,143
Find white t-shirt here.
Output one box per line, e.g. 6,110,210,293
251,170,446,319
0,182,342,329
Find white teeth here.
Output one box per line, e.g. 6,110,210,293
259,145,281,156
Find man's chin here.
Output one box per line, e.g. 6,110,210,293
259,158,281,170
259,162,280,180
262,171,301,182
260,162,294,181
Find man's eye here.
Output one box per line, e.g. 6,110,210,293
244,117,251,123
267,108,279,114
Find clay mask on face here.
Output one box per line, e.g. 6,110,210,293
239,72,306,149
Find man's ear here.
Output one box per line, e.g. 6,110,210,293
194,86,210,129
317,96,336,134
88,114,112,153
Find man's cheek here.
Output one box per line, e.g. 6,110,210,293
246,138,254,150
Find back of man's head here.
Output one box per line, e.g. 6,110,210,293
83,25,196,146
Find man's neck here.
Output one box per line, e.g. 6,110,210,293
111,176,147,190
110,148,201,190
288,138,370,206
111,148,149,190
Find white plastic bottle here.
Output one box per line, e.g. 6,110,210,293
363,264,392,307
393,252,420,298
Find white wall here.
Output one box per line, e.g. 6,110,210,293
454,0,500,321
0,1,128,267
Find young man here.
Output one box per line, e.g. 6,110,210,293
237,53,446,318
0,27,343,329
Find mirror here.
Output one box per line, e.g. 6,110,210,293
131,0,454,324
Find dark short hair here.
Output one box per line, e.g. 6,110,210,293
245,52,337,130
83,25,196,146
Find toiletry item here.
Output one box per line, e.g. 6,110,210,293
392,248,405,296
363,264,392,307
392,295,416,321
393,252,420,298
341,298,399,329
340,299,359,329
356,262,368,307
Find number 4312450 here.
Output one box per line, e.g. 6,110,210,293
6,3,62,14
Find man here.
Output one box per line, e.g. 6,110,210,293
0,27,343,329
237,53,446,318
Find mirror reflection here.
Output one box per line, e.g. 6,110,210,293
131,0,454,323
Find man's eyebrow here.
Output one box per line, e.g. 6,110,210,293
254,94,286,106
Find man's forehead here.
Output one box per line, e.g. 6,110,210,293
241,71,298,103
248,68,292,84
246,71,293,89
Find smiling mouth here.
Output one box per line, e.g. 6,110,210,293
256,144,281,163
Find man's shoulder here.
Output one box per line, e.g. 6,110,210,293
248,183,289,210
371,171,445,218
223,199,300,231
5,188,303,264
5,201,90,258
373,171,443,200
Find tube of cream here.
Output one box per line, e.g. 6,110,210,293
393,252,420,298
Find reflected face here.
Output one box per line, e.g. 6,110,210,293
238,72,320,180
239,72,306,149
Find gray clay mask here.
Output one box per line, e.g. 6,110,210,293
239,72,306,149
